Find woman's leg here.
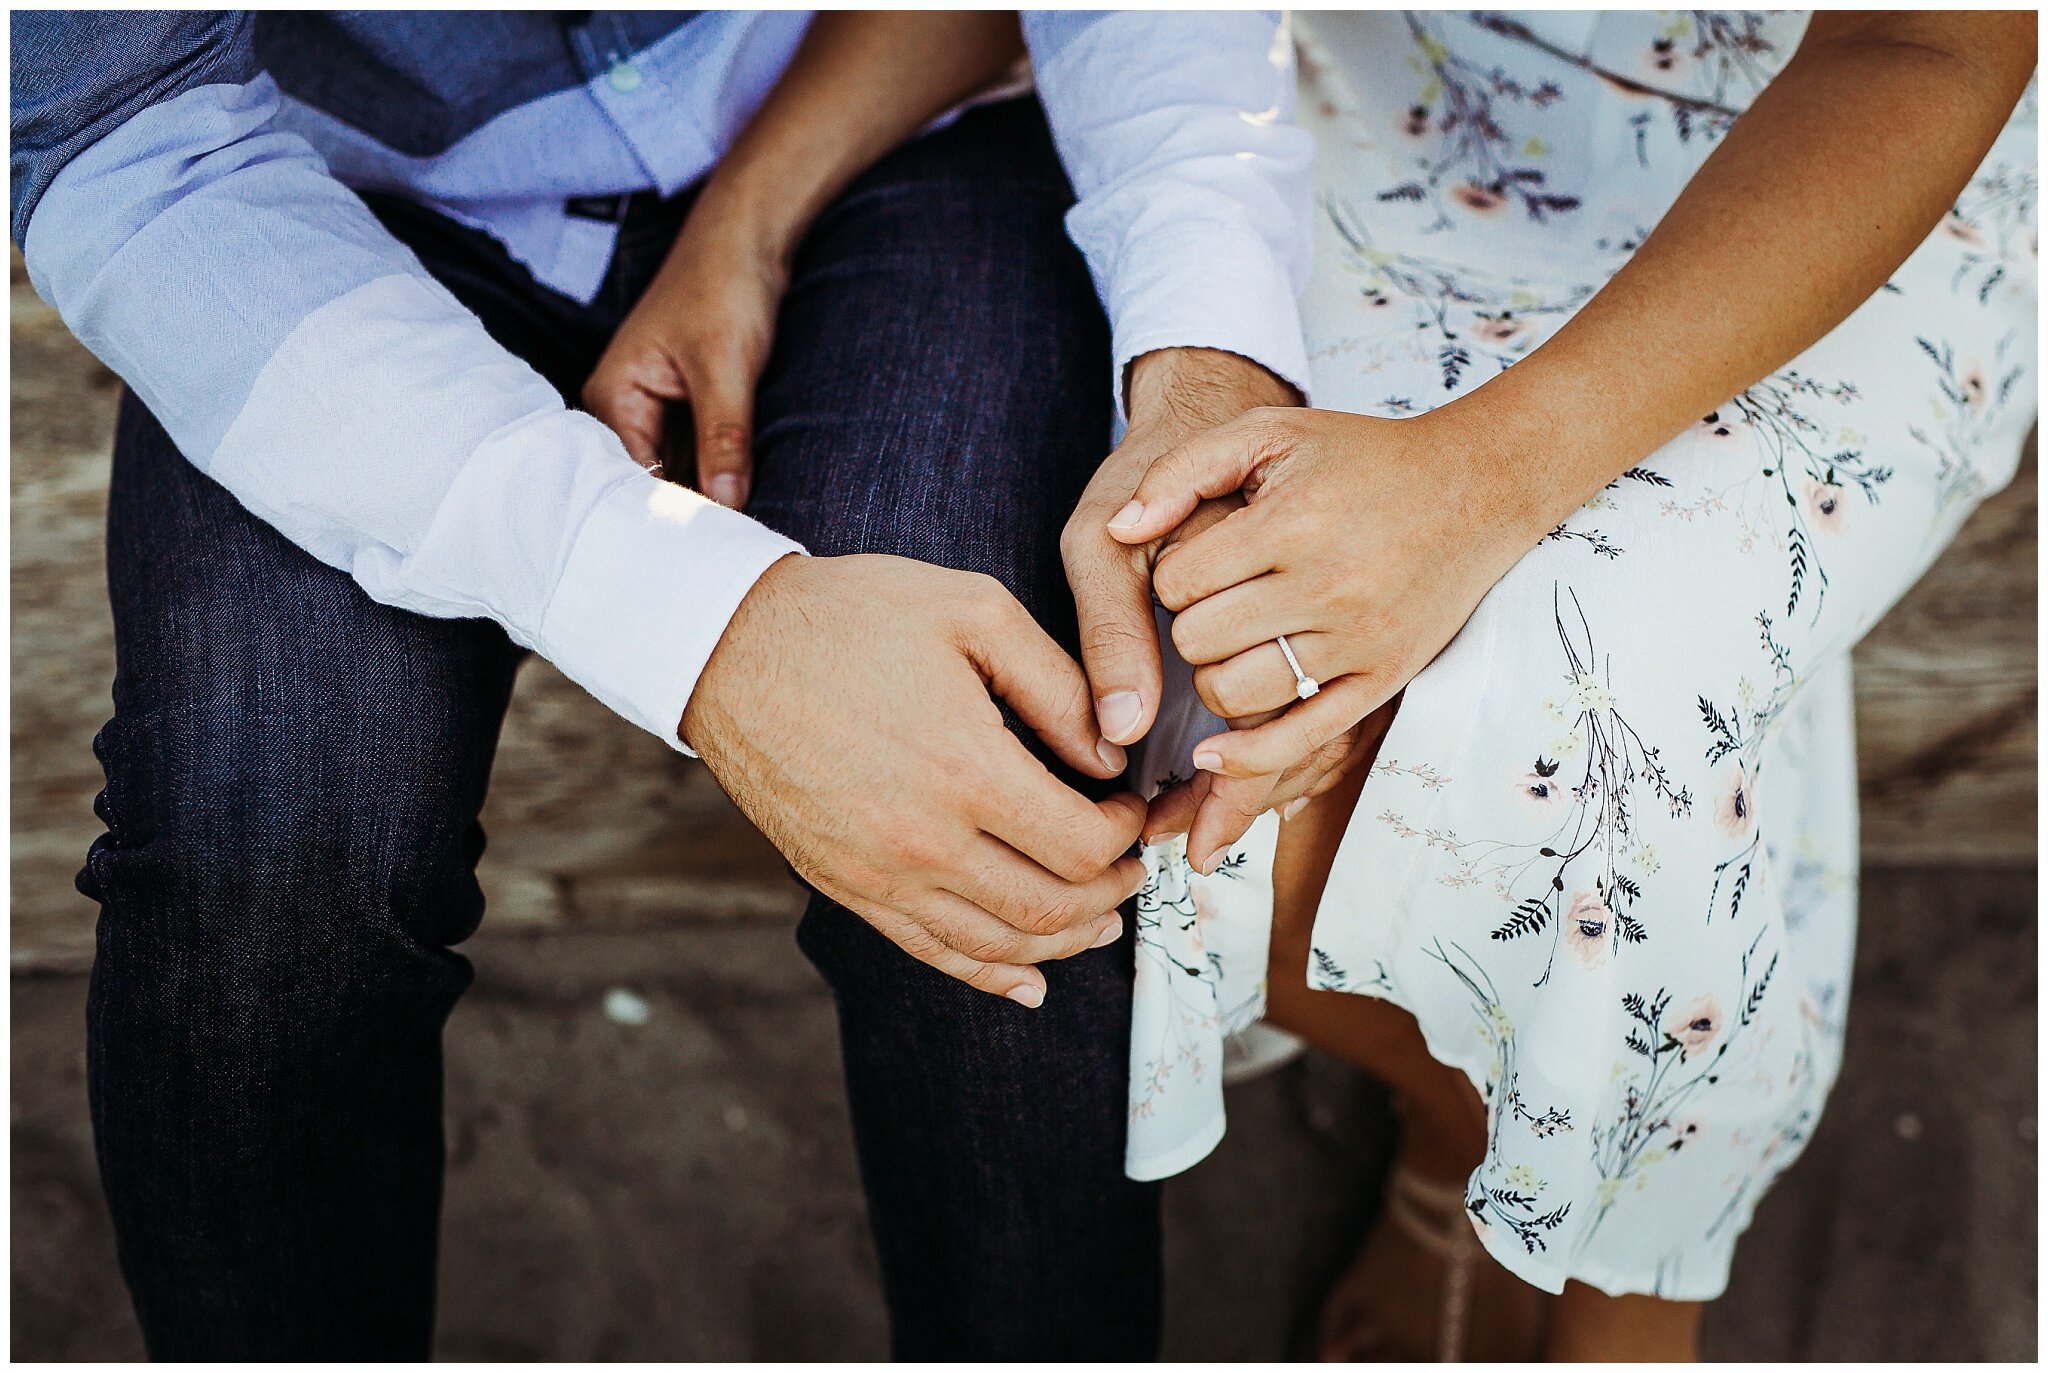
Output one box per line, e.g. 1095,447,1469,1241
1262,707,1703,1361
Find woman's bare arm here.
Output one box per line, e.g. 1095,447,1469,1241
584,12,1024,499
697,12,1024,268
1466,9,2037,535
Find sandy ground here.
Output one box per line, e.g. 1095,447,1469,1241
12,865,2034,1360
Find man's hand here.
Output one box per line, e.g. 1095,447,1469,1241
683,555,1148,1005
1061,347,1298,747
1063,346,1367,866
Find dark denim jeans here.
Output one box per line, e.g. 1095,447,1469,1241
80,97,1160,1361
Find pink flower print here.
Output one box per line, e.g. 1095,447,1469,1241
1942,211,1988,248
1667,994,1724,1053
1563,889,1611,969
1804,479,1849,534
1191,881,1216,924
1511,757,1569,816
1693,408,1737,442
1399,103,1431,140
1471,311,1523,345
1960,357,1989,412
1451,181,1506,216
1714,764,1756,840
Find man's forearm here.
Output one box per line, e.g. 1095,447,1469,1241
1449,10,2036,542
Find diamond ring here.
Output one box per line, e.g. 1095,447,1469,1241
1275,634,1319,700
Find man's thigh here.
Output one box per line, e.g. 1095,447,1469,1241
740,97,1160,1357
746,96,1112,648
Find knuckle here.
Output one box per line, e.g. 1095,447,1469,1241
893,923,947,965
1058,519,1097,566
960,571,1012,616
700,419,750,454
1245,406,1294,439
1024,889,1087,935
954,926,1021,964
1154,553,1201,614
1081,613,1154,663
1170,609,1220,664
1199,670,1256,721
877,815,949,873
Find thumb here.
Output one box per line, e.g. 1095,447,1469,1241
1068,543,1165,747
1186,771,1278,876
1105,415,1283,546
684,347,758,510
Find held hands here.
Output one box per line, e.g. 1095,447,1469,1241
683,554,1148,1006
1106,405,1548,863
1065,349,1379,873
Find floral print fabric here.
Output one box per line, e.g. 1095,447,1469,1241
1125,10,2038,1300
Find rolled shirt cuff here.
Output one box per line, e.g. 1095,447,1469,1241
1104,223,1313,425
537,468,805,754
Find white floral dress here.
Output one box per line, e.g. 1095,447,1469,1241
1126,10,2038,1301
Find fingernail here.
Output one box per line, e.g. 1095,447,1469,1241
1106,499,1146,532
1095,737,1127,773
1091,918,1123,949
1007,982,1045,1009
1282,797,1310,822
1194,848,1220,876
1192,748,1224,773
1143,828,1186,847
1097,691,1144,742
707,474,746,509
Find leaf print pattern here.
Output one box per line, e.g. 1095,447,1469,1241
1383,13,1579,231
1911,331,2029,512
1944,163,2038,304
1129,10,2036,1303
1427,940,1577,1254
1696,613,1799,922
1586,928,1783,1244
1322,199,1591,390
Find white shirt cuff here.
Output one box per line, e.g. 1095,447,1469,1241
537,470,804,753
1103,224,1313,425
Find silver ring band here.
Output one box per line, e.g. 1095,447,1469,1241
1275,634,1319,700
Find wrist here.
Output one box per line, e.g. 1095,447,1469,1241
679,551,806,752
1125,346,1301,437
1431,365,1644,549
686,168,815,273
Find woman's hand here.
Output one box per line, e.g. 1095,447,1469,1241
1062,348,1373,864
584,198,790,507
585,10,1026,508
1107,404,1548,801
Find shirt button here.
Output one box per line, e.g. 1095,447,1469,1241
606,60,643,94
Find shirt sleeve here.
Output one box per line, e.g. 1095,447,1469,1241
1022,10,1316,420
11,10,803,752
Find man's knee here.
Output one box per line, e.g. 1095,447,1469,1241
80,668,495,1035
